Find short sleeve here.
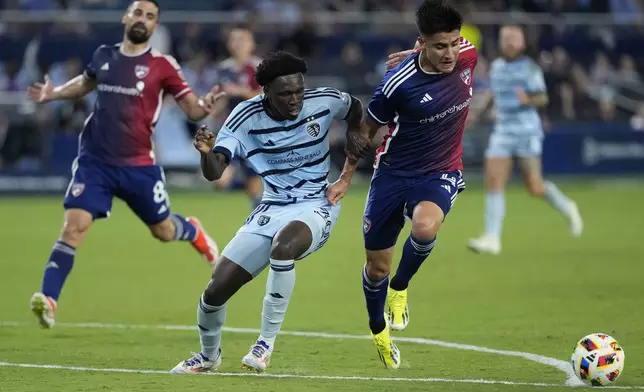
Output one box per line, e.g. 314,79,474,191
213,126,243,162
526,62,547,94
83,45,105,80
161,55,192,101
366,74,397,125
320,88,352,120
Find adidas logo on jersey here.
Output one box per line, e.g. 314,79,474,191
264,140,275,146
420,93,433,103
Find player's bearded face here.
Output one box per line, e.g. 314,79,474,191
266,74,305,121
499,27,525,59
420,30,461,73
127,21,152,44
123,1,158,45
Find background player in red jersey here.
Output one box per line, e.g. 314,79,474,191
327,0,476,369
214,25,264,209
25,0,225,329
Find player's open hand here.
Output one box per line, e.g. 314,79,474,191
326,178,350,206
27,74,54,103
200,85,226,114
385,49,416,70
193,125,217,154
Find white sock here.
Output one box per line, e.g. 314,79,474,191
259,258,295,349
484,191,505,238
197,294,226,360
543,181,573,217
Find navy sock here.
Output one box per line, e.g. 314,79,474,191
170,213,197,241
41,241,76,301
362,265,389,334
389,235,435,291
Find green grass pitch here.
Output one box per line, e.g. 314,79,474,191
0,182,643,391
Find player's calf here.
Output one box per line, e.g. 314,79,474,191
388,202,442,331
364,248,393,335
248,221,310,369
149,214,219,265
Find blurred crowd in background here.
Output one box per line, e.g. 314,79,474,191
1,0,644,175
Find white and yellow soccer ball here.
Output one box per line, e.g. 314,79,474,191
571,333,625,386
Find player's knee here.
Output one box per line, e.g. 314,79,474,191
365,258,389,281
270,240,300,261
410,203,443,240
149,219,174,242
202,281,226,307
411,218,440,241
60,210,92,247
527,181,545,197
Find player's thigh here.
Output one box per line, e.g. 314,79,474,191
117,165,171,226
221,232,273,278
291,202,342,260
363,173,409,252
63,157,116,221
406,170,466,229
485,133,515,190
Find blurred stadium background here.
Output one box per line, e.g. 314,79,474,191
1,0,644,188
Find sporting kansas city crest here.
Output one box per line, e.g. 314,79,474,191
306,122,321,137
135,65,150,79
257,215,271,226
460,68,472,85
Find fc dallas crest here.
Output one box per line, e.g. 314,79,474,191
460,68,472,85
135,65,150,79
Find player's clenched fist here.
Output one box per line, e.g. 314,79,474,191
193,126,217,153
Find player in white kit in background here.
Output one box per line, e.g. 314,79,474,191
171,51,368,374
465,25,583,255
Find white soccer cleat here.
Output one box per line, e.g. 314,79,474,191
467,235,501,255
567,201,583,238
170,350,221,374
241,340,272,373
30,292,56,328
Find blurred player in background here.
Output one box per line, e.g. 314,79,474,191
331,0,476,369
171,52,367,374
465,25,583,255
215,24,264,209
26,0,222,329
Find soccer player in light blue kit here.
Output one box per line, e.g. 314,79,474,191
171,51,366,374
466,25,583,255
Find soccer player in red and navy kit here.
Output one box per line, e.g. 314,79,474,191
26,0,223,329
327,0,477,368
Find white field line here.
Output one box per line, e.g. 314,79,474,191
0,321,630,388
0,361,568,388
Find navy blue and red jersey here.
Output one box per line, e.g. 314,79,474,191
366,38,478,177
81,43,192,166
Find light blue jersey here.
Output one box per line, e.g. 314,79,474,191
489,56,546,136
213,87,352,205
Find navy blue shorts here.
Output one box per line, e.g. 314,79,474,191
363,170,465,251
63,156,170,225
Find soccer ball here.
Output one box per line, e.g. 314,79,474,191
571,333,625,386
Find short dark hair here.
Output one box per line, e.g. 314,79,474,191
415,0,463,37
255,51,307,87
130,0,160,17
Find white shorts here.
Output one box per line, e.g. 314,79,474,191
221,199,341,277
485,132,543,158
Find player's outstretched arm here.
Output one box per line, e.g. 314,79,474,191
193,126,229,181
178,86,227,122
27,74,96,103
